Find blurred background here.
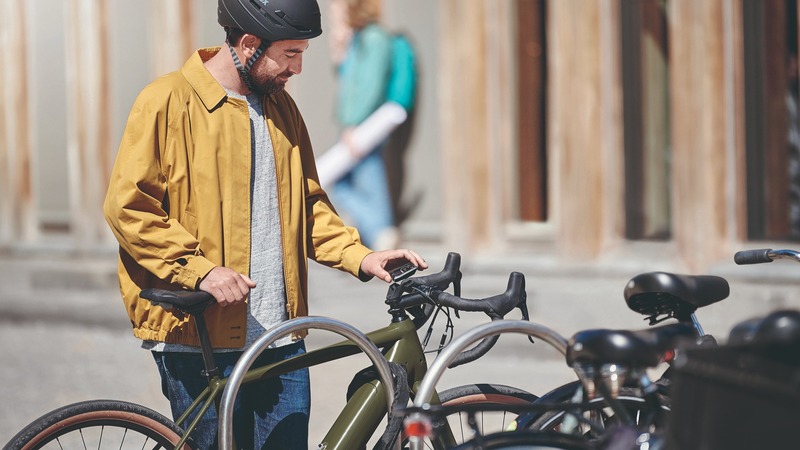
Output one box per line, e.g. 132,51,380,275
3,0,800,444
5,0,800,269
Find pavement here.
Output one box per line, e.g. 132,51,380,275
1,244,799,446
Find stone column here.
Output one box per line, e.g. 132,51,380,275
150,0,197,76
65,0,116,248
548,0,624,258
439,1,518,253
668,0,736,270
0,0,37,245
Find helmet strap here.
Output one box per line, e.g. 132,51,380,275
227,40,268,93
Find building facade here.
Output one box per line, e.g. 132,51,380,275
0,0,796,273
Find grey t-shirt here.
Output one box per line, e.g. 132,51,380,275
145,91,292,352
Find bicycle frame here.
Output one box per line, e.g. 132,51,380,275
172,315,453,450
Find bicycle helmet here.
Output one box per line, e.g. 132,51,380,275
218,0,322,41
218,0,322,93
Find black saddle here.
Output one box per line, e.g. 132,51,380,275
139,288,215,315
567,323,697,369
624,272,730,323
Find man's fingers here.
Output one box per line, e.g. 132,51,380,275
241,274,257,288
199,266,252,306
408,250,428,270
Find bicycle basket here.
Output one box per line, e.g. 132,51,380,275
665,344,800,450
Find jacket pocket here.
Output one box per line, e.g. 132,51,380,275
182,208,199,236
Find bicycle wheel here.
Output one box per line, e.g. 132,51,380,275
450,431,592,450
520,381,670,438
410,383,538,449
5,400,191,450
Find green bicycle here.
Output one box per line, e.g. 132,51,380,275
5,253,538,450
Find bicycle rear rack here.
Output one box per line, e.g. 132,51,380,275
218,316,398,450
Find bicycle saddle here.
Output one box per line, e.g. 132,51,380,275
624,272,730,321
566,323,696,369
729,309,800,347
140,288,215,315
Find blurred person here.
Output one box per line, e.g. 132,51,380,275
324,0,417,250
102,0,426,448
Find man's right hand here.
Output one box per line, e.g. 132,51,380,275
198,266,256,306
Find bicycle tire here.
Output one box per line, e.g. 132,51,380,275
522,381,670,437
450,431,592,450
409,383,538,449
4,399,191,450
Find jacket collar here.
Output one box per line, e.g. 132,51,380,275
182,47,277,111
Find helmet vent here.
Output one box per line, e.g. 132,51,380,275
248,0,285,28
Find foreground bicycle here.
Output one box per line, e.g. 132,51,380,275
517,270,728,434
5,253,538,450
400,269,731,448
403,317,698,450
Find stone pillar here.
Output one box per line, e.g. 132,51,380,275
439,1,518,253
65,0,116,248
548,0,624,258
0,0,37,245
150,0,197,76
668,0,735,270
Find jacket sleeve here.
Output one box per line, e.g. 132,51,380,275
103,87,216,289
291,99,373,277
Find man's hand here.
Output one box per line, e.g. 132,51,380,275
198,266,257,306
360,249,428,283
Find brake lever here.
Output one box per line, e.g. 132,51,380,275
453,271,463,319
517,292,536,344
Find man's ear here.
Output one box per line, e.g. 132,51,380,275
240,34,261,59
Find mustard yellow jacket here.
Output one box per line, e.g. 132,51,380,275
103,48,372,348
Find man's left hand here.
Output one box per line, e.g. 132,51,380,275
360,249,428,283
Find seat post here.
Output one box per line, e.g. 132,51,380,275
190,310,220,381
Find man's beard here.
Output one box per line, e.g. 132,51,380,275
251,71,289,95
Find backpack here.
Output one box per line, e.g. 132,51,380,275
386,32,417,112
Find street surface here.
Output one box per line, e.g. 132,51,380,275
1,247,799,446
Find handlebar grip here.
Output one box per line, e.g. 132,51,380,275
734,249,773,265
408,252,462,291
434,272,525,315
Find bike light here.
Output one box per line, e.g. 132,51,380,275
403,413,433,440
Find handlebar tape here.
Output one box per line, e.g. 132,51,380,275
434,272,526,368
449,335,501,368
734,249,773,265
408,252,462,291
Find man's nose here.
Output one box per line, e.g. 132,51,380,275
289,56,303,75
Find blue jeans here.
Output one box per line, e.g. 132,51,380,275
152,341,310,450
331,149,394,248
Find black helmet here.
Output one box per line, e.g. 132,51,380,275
218,0,322,41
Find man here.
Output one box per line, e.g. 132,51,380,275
102,0,426,448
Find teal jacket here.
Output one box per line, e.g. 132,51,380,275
336,23,394,127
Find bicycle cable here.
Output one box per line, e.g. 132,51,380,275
409,285,456,355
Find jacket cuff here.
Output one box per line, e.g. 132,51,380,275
342,244,374,281
174,255,217,290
